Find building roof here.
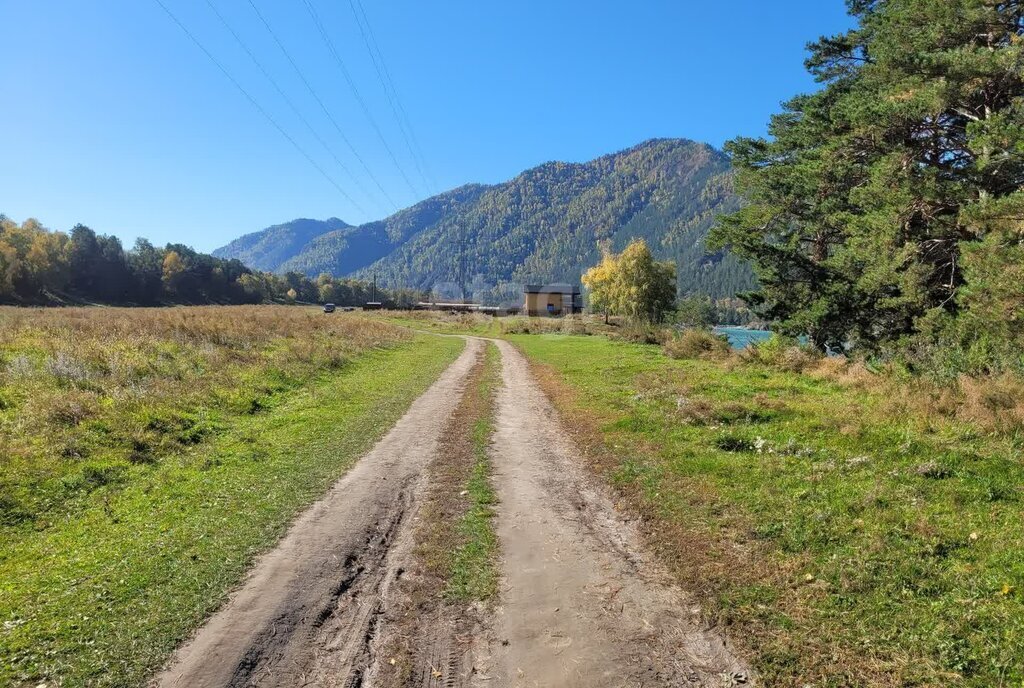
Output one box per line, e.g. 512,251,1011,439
523,284,581,295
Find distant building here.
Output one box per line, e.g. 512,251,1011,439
523,284,582,317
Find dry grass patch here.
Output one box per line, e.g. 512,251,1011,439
663,328,731,360
0,305,407,527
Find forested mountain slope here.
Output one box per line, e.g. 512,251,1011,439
277,185,488,277
212,217,350,272
215,139,754,301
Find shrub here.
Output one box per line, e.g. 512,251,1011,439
0,493,31,526
74,463,128,490
558,315,591,335
5,355,34,379
715,435,756,452
498,315,598,336
743,334,822,372
663,329,731,360
611,322,666,345
45,352,91,385
499,317,533,335
956,374,1024,432
46,391,98,427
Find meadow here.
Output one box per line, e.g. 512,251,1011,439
0,306,464,686
511,332,1024,687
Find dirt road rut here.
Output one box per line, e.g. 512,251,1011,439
155,339,484,688
479,340,747,687
155,335,748,687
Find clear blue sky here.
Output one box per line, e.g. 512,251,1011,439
0,1,852,253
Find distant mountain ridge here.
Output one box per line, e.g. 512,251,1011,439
213,139,754,302
277,184,489,278
211,217,350,272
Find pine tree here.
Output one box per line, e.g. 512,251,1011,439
713,0,1024,357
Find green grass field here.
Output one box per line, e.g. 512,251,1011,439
0,307,463,687
510,333,1024,687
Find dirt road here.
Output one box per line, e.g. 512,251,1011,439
155,336,748,688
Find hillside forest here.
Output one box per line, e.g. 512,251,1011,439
213,140,757,306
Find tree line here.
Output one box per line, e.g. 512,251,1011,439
710,0,1024,375
0,216,424,308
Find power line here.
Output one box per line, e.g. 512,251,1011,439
352,0,436,192
244,0,399,212
205,0,383,213
300,0,422,199
348,0,435,194
152,0,364,210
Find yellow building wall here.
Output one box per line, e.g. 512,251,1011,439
524,292,566,316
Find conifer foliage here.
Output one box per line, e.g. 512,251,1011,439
712,0,1024,368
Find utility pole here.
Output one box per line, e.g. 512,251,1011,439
458,236,466,303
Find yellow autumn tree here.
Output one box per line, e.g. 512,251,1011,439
582,239,676,323
581,242,618,323
162,251,185,294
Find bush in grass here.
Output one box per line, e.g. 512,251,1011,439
558,315,591,335
743,334,822,372
499,317,533,335
611,322,666,345
5,354,34,379
955,374,1024,433
663,329,731,360
499,315,598,336
45,352,91,385
46,391,99,427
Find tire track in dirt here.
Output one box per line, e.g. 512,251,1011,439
154,332,750,688
154,338,483,688
363,344,497,688
480,339,750,687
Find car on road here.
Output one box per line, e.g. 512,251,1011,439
322,303,336,313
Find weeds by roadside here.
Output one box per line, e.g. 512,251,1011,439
415,341,500,601
378,342,500,686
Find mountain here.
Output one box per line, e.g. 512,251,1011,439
276,185,489,277
213,139,753,303
211,217,350,272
